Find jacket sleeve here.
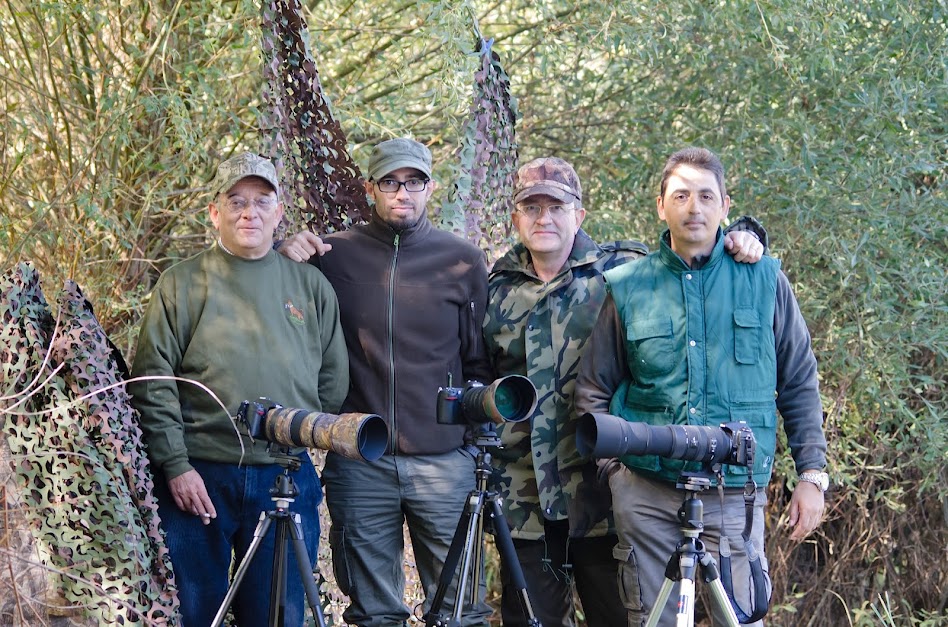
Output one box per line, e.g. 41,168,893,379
461,250,494,384
774,271,827,473
574,295,629,416
314,274,349,414
128,281,192,479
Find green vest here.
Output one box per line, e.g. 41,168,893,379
604,231,780,487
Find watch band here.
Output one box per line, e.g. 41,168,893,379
799,471,829,492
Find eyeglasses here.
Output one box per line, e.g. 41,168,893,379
375,178,429,194
516,203,575,219
225,197,278,213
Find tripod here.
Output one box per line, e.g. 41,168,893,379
645,471,740,627
211,458,327,627
423,425,541,626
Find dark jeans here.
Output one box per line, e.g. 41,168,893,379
154,456,321,626
500,518,625,627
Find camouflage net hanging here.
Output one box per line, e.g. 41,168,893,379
259,0,369,234
0,262,178,625
441,37,520,262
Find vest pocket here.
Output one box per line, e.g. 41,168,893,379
726,400,777,479
733,308,761,365
626,316,676,377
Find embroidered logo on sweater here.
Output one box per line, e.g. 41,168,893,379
284,300,305,326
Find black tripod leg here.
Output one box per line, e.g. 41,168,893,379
211,513,274,627
285,512,327,627
486,496,541,627
270,514,290,627
424,491,480,626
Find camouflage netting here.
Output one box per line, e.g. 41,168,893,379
0,262,178,625
259,0,370,235
440,37,520,263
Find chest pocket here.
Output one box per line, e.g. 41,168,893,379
733,308,761,365
626,316,676,378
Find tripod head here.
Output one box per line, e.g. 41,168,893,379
673,464,723,537
470,422,502,449
675,462,721,492
267,450,303,507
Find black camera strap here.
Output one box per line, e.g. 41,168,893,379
716,476,771,623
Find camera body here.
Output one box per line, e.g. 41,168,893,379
717,421,755,467
237,397,280,439
435,384,469,426
436,375,538,426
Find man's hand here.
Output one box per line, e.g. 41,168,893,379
787,480,824,540
724,231,764,263
277,231,331,262
168,469,217,525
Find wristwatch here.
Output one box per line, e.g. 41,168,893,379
799,471,829,492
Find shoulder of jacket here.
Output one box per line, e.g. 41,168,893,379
600,239,649,256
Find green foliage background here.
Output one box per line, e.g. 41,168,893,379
2,0,945,625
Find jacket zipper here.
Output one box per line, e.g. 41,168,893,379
468,301,477,355
388,233,400,454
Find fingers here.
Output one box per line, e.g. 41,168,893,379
724,232,764,263
167,470,217,525
277,232,327,262
790,510,822,540
787,482,825,540
196,491,217,525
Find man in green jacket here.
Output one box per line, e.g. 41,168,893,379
575,147,827,626
484,157,766,626
130,152,349,626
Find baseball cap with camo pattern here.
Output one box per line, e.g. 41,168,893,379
210,152,280,197
514,157,582,205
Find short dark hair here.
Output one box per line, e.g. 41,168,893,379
659,147,727,200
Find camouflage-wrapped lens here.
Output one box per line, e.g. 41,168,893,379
240,399,388,461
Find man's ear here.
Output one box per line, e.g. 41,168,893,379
656,196,666,221
209,201,221,230
574,207,587,231
721,194,731,221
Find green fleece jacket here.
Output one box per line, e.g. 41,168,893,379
130,244,349,479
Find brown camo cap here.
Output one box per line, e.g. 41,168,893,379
514,157,582,204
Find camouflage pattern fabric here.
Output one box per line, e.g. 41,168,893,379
484,230,647,540
1,262,179,623
259,0,369,234
440,37,519,264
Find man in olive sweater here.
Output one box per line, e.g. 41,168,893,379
130,152,349,626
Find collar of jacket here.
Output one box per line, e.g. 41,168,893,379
363,207,433,247
490,228,603,277
658,227,726,274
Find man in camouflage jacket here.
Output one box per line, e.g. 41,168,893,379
483,157,765,626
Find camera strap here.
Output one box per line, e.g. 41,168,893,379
716,476,771,623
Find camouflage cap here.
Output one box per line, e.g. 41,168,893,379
367,138,433,181
514,157,582,204
210,152,280,197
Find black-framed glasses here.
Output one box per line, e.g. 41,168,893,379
516,202,575,219
375,178,429,194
